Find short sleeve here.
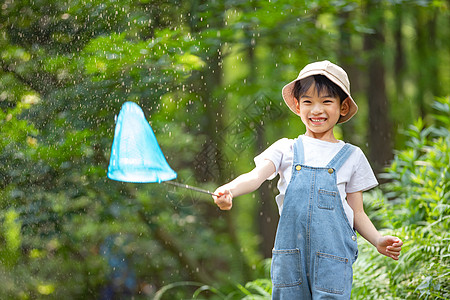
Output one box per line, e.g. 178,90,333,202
254,138,290,180
345,148,379,193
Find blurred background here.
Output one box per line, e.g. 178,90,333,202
0,0,449,299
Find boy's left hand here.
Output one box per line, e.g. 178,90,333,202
376,236,403,260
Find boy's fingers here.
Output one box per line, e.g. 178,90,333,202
387,245,402,250
386,236,399,243
386,237,403,248
214,198,225,205
213,198,224,206
213,195,232,210
387,249,401,258
212,189,233,210
387,247,401,252
218,202,232,210
387,248,400,255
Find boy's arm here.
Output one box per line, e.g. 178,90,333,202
347,191,403,260
213,159,276,210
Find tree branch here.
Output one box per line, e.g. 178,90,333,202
0,59,60,95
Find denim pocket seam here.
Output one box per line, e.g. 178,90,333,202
271,248,302,288
314,252,348,295
318,189,337,210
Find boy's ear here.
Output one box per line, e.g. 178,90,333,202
295,99,300,114
340,97,350,116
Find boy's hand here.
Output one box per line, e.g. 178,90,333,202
376,236,403,260
212,188,233,210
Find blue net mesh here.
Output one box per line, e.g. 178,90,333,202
107,102,177,183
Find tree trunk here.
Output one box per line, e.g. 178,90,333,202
414,6,441,117
188,0,250,282
415,6,429,119
337,10,360,145
255,133,279,259
242,14,279,259
394,4,405,102
363,0,393,173
427,8,440,98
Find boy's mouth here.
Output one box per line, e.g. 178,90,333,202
310,117,327,124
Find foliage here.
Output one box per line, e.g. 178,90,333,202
0,0,449,299
352,96,450,300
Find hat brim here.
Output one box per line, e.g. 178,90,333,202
282,70,358,124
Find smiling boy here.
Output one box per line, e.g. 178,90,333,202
213,61,403,299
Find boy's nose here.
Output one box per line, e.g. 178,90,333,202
311,105,323,114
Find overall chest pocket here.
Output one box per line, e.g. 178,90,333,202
318,189,338,210
271,249,302,288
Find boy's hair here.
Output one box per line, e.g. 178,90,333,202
292,75,348,103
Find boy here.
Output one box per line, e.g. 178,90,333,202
213,61,403,299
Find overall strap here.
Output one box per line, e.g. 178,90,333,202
326,143,356,172
293,136,305,165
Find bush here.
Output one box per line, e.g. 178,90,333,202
352,96,450,299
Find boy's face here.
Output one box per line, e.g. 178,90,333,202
295,85,349,141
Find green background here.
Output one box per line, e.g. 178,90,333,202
0,0,449,299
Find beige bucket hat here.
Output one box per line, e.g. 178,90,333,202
282,60,358,123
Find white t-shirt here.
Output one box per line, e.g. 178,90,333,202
254,135,378,227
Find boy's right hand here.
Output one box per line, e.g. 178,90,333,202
212,188,233,210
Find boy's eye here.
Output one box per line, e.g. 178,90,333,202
302,100,312,104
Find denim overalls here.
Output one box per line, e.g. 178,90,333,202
271,137,358,300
